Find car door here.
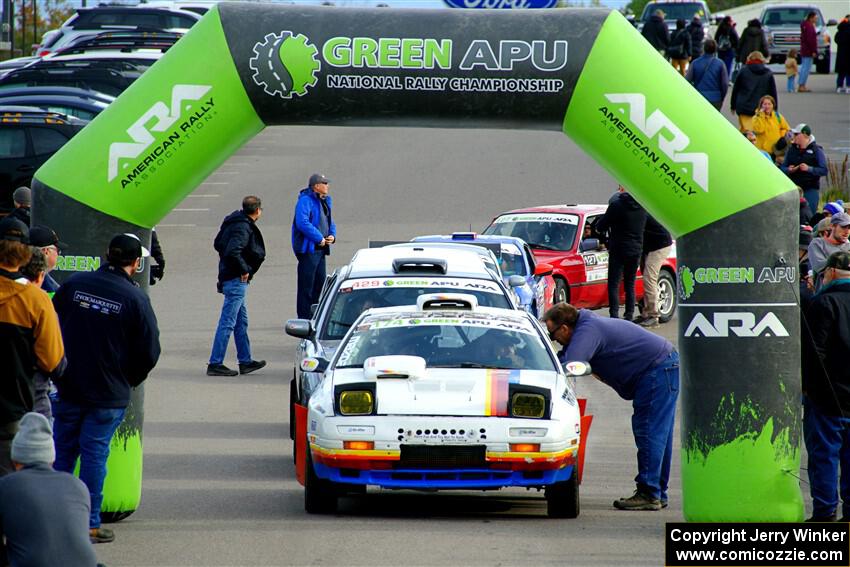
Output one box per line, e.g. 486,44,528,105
0,126,31,210
579,213,610,307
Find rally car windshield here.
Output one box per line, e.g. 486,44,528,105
484,214,579,251
335,314,556,371
498,245,527,277
322,278,513,340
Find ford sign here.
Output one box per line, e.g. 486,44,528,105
443,0,559,8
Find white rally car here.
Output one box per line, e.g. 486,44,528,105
293,293,592,518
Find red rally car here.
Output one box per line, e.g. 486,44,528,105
482,204,678,322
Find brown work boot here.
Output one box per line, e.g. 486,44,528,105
90,527,115,544
613,490,662,511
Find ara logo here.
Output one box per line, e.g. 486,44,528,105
603,93,709,192
249,31,320,98
684,312,789,338
107,84,212,182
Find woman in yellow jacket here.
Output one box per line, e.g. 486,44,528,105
751,95,790,155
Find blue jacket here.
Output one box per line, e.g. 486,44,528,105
52,264,160,408
291,188,336,255
687,54,728,103
558,310,673,400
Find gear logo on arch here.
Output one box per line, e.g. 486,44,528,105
249,31,320,99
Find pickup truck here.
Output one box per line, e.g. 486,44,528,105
760,4,838,73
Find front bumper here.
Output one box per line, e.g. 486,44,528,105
308,415,579,489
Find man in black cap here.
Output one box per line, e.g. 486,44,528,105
9,187,31,226
291,173,336,319
29,225,68,294
52,233,160,544
782,124,828,215
802,251,850,521
0,217,64,477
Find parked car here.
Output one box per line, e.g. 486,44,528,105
0,106,88,212
411,232,556,317
290,294,587,517
761,4,837,73
0,87,114,120
0,57,148,96
482,204,678,322
36,6,200,56
284,245,522,450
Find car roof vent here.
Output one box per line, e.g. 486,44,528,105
392,257,447,274
417,293,478,311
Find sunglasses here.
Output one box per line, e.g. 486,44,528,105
548,325,561,341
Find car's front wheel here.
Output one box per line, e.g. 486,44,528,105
305,443,338,514
545,468,579,518
657,270,677,323
553,278,569,304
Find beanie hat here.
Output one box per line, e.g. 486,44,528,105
824,202,843,216
11,413,55,465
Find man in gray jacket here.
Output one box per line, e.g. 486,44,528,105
0,413,98,566
809,212,850,289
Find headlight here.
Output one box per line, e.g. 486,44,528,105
339,390,374,415
511,392,546,418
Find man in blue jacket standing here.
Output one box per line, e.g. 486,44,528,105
292,173,336,319
208,196,266,377
52,233,160,544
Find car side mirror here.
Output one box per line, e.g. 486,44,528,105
534,263,554,277
827,18,838,26
564,361,592,377
300,357,329,373
579,238,599,252
626,14,635,23
508,274,526,288
285,319,313,338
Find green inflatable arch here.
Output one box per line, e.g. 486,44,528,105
32,4,801,521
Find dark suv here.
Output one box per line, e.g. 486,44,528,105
0,106,88,212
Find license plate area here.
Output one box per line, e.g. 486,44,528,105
398,444,486,469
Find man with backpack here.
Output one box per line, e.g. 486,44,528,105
687,39,728,110
207,196,267,377
667,19,692,75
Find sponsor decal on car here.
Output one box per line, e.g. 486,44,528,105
493,213,579,225
338,277,503,294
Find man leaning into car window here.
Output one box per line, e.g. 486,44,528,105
543,302,679,511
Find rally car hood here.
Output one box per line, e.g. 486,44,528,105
332,368,561,416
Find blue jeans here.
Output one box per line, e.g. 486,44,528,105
52,399,126,528
787,75,796,92
719,50,734,77
804,188,820,217
209,278,251,365
296,252,326,319
631,351,680,501
799,56,813,86
803,396,850,518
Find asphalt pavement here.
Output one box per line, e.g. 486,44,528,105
93,73,848,566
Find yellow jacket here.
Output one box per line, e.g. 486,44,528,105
752,111,790,154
